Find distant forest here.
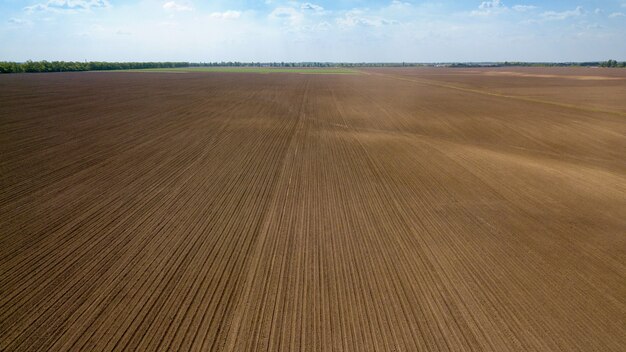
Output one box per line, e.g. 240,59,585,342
1,60,625,73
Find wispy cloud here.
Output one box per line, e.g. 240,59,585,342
8,18,32,25
479,0,503,10
540,6,584,21
472,0,506,16
3,0,625,62
337,9,397,27
512,5,537,12
210,11,241,20
269,7,303,26
162,1,192,12
390,0,411,7
301,3,323,12
25,0,110,14
473,1,539,16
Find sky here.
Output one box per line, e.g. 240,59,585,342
1,0,625,62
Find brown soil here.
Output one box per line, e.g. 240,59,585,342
1,69,625,351
373,67,626,113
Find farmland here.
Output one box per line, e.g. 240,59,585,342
1,68,625,351
114,67,361,74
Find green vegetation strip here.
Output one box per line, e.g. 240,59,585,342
115,67,360,75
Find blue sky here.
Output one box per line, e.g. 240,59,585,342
1,0,625,62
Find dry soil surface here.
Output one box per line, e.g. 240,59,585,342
1,68,625,351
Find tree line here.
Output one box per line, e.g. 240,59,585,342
0,61,427,73
1,60,625,73
599,59,624,68
453,60,626,68
0,61,191,73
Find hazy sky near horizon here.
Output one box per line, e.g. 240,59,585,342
1,0,625,62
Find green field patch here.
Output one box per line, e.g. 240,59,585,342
112,67,360,75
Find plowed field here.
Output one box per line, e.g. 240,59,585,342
1,68,625,351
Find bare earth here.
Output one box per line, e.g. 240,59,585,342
1,68,625,351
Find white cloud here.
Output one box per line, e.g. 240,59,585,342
269,7,303,26
8,18,32,25
584,23,603,30
512,5,537,12
337,9,398,27
301,3,323,12
5,0,626,63
472,0,507,16
479,0,503,9
608,12,625,18
25,0,110,14
540,6,583,21
163,1,192,12
472,1,539,16
310,21,331,31
209,11,241,20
